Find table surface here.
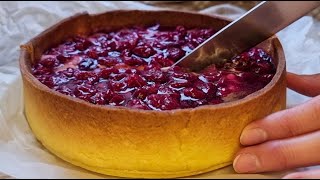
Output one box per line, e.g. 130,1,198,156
1,1,319,179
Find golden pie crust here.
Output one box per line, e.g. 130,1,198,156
19,10,286,178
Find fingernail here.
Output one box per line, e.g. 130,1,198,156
233,153,260,173
240,128,267,145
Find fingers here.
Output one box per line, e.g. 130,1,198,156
233,72,320,174
287,72,320,97
233,131,320,173
240,96,320,146
283,169,320,179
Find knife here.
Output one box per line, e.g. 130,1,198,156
171,1,320,72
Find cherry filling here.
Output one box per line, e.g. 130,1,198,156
32,24,276,111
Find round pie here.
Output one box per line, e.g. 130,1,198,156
19,10,286,178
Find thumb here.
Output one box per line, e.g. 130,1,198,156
287,72,320,97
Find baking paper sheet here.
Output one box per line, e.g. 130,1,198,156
0,1,320,178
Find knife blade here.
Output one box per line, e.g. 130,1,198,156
171,1,320,72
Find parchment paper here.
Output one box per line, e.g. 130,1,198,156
0,1,319,179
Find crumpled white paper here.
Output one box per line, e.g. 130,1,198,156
0,1,319,179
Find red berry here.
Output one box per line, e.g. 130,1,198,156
183,87,206,99
132,45,156,58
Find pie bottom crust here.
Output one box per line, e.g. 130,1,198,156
20,10,286,178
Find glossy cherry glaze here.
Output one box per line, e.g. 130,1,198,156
32,24,276,110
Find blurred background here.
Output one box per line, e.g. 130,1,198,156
141,1,320,20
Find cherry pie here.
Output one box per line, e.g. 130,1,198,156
20,10,286,178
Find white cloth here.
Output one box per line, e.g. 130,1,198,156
0,1,319,178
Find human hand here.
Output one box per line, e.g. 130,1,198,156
232,72,320,178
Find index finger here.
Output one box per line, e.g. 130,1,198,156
240,95,320,146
